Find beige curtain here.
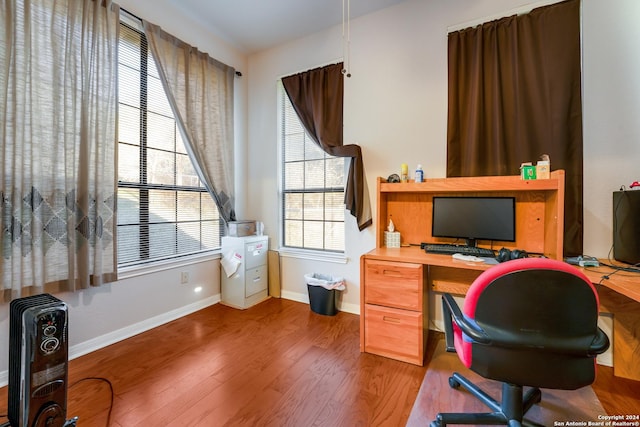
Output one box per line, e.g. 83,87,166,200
0,0,119,302
142,21,237,223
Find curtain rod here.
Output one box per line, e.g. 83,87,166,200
278,60,343,80
120,8,242,77
121,7,140,22
447,0,562,33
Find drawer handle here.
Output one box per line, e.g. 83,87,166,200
383,316,401,324
253,276,261,282
382,269,403,277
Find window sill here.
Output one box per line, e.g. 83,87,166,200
277,248,348,264
118,251,221,280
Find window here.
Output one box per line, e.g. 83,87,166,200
279,83,345,252
117,20,221,267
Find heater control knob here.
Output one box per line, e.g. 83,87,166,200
40,337,60,354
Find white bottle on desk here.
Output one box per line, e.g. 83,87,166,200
415,164,424,183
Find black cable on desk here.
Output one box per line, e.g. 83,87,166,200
599,260,640,274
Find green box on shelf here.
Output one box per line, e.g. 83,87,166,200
521,165,537,180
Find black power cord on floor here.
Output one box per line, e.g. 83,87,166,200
69,376,115,427
0,376,114,427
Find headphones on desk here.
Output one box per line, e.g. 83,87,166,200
497,247,528,263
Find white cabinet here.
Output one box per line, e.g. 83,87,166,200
221,236,269,309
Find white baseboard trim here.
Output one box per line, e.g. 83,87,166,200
280,289,308,304
339,302,360,315
0,295,220,388
69,295,220,360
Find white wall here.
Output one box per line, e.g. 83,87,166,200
0,0,248,383
247,0,640,319
582,0,640,257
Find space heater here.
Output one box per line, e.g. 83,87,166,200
8,294,69,427
613,190,640,265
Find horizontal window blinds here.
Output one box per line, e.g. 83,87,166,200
281,84,345,252
117,22,221,266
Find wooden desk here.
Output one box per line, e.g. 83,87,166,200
581,262,640,303
360,247,640,381
582,262,640,381
375,171,565,260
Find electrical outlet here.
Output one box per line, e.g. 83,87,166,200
181,271,189,284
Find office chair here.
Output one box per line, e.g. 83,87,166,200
431,258,610,427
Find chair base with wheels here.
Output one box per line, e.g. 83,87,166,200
430,372,542,427
430,258,610,427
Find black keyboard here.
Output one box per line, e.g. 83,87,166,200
422,243,495,258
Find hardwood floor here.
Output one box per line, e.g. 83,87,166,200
0,298,638,426
591,362,640,416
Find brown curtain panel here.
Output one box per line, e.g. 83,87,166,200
282,63,372,231
447,0,582,256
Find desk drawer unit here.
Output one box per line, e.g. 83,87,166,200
245,265,267,298
362,259,427,365
365,260,423,310
364,304,423,364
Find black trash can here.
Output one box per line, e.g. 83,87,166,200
305,273,345,316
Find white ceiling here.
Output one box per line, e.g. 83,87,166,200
165,0,409,54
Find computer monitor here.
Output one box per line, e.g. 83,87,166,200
431,196,516,247
613,190,640,265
